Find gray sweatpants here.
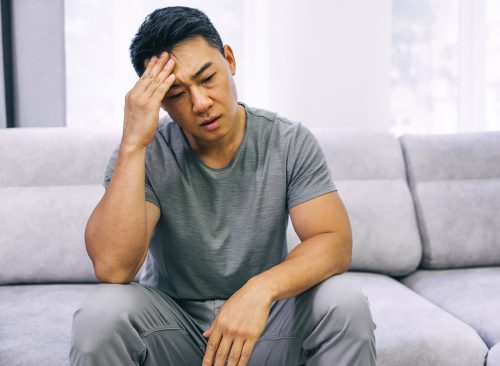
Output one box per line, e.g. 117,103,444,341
69,273,377,365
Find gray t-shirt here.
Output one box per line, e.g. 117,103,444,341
103,102,336,301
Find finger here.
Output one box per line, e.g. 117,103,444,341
131,55,157,90
145,58,175,99
236,339,256,366
202,329,223,366
203,322,214,338
226,338,244,366
150,73,175,104
137,52,169,89
145,52,169,77
137,55,159,84
213,336,234,366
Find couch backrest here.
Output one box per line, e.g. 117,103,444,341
0,127,121,284
1,127,425,283
400,131,500,269
286,130,422,277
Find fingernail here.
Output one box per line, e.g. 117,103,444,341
167,59,174,67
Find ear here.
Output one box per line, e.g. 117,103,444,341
224,44,236,75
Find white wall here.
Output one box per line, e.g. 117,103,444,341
266,0,391,131
65,0,392,131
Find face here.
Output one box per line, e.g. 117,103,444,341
144,36,240,149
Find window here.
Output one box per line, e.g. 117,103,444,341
486,0,500,131
63,1,499,132
391,0,500,136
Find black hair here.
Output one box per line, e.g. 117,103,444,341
129,6,224,77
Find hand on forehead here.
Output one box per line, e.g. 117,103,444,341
144,37,222,83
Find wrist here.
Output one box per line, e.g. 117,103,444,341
119,140,148,155
246,274,279,305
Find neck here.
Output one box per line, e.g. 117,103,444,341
186,104,246,158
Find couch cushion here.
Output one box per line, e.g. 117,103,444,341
0,127,120,186
0,185,101,284
400,132,500,268
0,279,489,366
487,343,500,366
400,267,500,348
289,130,422,276
0,284,98,366
0,127,123,284
344,271,488,366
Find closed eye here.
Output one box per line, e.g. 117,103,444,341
202,73,216,83
167,92,184,100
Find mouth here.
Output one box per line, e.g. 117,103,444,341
200,115,222,126
199,115,222,131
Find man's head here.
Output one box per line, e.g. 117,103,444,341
129,6,224,78
129,6,243,150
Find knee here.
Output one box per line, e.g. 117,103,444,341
311,274,376,339
71,283,141,354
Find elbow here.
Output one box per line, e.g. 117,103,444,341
333,232,352,274
93,263,135,284
343,254,353,273
85,224,135,284
342,237,353,272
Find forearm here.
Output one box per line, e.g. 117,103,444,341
248,232,352,303
85,144,148,282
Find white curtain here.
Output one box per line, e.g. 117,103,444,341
391,0,499,135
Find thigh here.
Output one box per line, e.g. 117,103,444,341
72,282,208,365
249,273,375,365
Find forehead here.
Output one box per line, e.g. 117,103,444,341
143,36,223,78
170,37,222,78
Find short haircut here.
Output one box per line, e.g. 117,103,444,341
129,6,224,77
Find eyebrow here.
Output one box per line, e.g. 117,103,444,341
170,62,213,89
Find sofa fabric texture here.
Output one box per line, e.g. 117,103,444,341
400,132,500,269
0,185,101,284
308,130,422,277
346,272,488,366
401,267,500,348
0,127,498,366
0,285,96,365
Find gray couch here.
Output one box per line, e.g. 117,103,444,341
0,126,499,366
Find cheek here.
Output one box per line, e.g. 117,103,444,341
223,75,237,100
164,96,188,112
215,74,235,99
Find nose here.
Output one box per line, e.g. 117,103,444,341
190,87,212,114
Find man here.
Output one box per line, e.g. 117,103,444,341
70,6,376,366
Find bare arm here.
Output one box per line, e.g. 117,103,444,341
250,191,352,301
85,175,160,283
84,52,176,283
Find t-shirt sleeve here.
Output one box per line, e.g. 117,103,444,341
102,144,161,208
286,123,337,210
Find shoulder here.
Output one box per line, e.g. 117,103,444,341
243,103,310,141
